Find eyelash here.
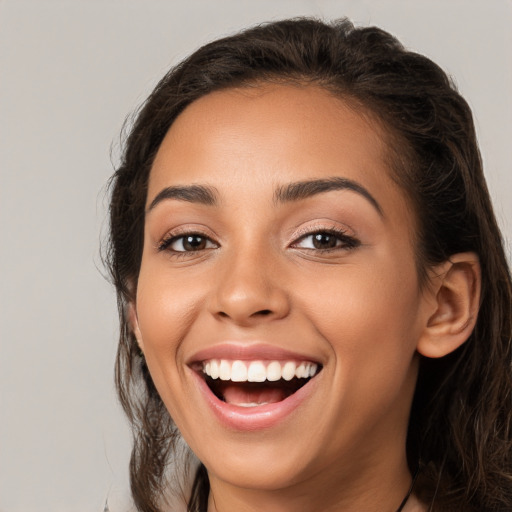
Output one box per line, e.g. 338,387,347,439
158,231,218,255
158,227,360,257
290,227,360,253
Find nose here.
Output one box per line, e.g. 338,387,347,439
209,248,290,326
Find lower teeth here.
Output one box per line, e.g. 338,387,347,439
233,401,270,407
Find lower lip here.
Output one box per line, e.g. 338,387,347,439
189,369,319,431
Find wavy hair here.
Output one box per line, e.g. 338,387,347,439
106,18,512,512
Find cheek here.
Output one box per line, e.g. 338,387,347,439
298,263,422,438
134,264,205,401
298,256,422,381
136,262,202,343
135,272,202,429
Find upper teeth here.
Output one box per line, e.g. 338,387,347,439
202,360,318,382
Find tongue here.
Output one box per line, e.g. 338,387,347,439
222,384,288,406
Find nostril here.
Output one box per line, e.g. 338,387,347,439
253,309,272,316
216,309,274,321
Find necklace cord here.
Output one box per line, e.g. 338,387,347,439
202,465,423,512
394,466,421,512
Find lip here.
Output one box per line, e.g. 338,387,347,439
187,343,322,431
189,365,320,431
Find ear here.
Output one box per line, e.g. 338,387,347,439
127,302,144,352
417,252,481,359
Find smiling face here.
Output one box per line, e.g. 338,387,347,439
133,84,433,508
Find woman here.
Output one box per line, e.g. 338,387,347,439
106,18,512,512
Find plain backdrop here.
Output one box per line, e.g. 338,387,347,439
1,1,511,511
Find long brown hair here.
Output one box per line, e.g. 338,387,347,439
106,18,512,511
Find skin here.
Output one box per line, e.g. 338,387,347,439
131,84,479,511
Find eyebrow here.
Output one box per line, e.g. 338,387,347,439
147,184,218,212
147,177,382,216
273,177,383,216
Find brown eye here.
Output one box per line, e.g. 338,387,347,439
293,229,360,252
311,233,338,249
182,235,207,251
161,233,217,252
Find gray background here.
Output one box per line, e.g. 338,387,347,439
1,1,511,511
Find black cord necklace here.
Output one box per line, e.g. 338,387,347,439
394,466,421,512
200,465,422,512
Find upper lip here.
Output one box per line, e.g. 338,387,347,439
187,343,323,366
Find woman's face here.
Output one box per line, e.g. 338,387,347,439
134,84,432,495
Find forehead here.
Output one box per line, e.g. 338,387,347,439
147,84,410,222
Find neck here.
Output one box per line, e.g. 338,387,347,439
207,454,423,512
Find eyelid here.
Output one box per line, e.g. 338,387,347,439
289,221,355,242
164,234,218,252
289,222,360,251
156,225,220,252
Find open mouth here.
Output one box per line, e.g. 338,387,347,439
199,359,321,407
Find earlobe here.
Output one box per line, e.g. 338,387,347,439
417,252,481,359
128,302,144,352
